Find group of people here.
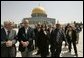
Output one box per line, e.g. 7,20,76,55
1,19,82,57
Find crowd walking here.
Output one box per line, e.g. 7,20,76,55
1,19,82,57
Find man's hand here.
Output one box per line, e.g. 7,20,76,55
21,41,29,47
21,41,24,44
44,31,47,35
23,41,29,47
5,40,13,47
38,28,40,31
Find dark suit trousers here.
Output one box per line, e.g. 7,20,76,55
51,44,62,57
68,41,77,54
1,45,16,57
21,47,32,57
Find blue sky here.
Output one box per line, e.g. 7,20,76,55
1,1,83,24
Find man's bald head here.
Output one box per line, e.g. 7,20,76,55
22,19,29,24
22,19,29,28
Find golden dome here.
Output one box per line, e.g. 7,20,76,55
32,6,46,14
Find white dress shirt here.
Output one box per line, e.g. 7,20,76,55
25,27,29,34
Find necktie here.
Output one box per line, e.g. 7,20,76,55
7,31,10,37
6,31,10,41
7,30,10,37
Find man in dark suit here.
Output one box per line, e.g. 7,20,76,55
1,21,17,57
66,25,78,57
18,19,35,57
34,23,41,55
50,24,67,57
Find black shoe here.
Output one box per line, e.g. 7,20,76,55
47,52,49,56
75,53,78,57
35,52,40,55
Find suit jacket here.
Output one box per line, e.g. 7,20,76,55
34,28,40,47
38,29,49,48
1,28,16,47
50,28,67,47
72,30,77,41
66,30,77,42
18,27,35,52
1,28,17,57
